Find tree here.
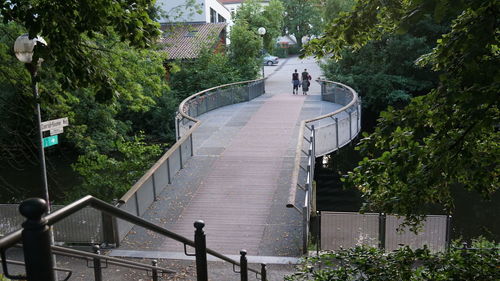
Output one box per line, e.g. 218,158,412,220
0,21,176,203
228,21,262,80
305,0,499,228
321,15,447,129
233,0,284,53
281,0,322,49
0,0,160,98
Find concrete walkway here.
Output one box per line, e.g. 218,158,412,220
109,56,341,280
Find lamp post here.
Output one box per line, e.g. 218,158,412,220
14,34,51,211
257,27,266,79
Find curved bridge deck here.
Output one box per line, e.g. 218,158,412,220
116,57,343,257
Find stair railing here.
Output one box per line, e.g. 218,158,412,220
0,195,267,281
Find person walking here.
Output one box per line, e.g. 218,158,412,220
301,69,311,95
292,69,300,95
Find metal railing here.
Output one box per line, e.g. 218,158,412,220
0,196,267,281
176,78,266,139
287,79,361,253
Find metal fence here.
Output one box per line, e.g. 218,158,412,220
287,80,361,253
0,205,103,244
320,211,451,253
176,79,266,139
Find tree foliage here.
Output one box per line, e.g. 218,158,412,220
0,20,175,203
233,0,284,53
1,0,160,99
281,0,323,49
306,0,499,228
286,239,500,281
321,15,446,123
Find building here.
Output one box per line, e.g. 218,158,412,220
156,0,230,61
156,0,231,24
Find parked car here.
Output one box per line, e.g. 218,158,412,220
263,54,279,65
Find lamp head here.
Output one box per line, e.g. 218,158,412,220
14,34,47,64
257,27,266,36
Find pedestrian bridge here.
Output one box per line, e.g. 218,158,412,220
109,57,361,257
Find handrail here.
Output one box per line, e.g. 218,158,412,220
0,195,262,277
51,245,174,274
0,258,73,281
178,78,266,123
287,79,360,208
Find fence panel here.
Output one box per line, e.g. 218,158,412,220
321,212,379,250
0,204,103,244
385,215,448,252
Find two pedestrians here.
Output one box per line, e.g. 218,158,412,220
292,68,312,95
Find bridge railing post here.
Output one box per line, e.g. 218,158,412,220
92,245,103,281
261,263,267,281
152,260,159,281
240,250,248,281
194,220,208,281
19,198,56,281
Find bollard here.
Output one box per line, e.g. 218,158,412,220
152,260,159,281
194,220,208,281
240,250,248,281
92,245,103,281
260,263,267,281
19,198,56,281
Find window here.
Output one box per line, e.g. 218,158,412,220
218,14,226,23
210,8,217,23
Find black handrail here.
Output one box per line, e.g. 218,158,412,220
0,258,73,281
0,195,266,280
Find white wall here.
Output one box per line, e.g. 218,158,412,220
156,0,231,24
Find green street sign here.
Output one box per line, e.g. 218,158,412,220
43,135,58,148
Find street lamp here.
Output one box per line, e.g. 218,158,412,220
14,34,51,212
257,27,266,78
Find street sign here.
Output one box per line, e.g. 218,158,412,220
42,135,58,148
50,127,64,136
41,117,69,132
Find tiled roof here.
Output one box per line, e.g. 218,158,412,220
160,23,226,60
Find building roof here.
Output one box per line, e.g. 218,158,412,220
160,23,227,60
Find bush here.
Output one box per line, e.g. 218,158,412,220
286,238,500,281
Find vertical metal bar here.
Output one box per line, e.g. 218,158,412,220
134,193,140,216
349,111,352,140
378,213,386,250
240,250,248,281
167,158,172,184
303,205,308,254
335,117,339,149
179,142,183,169
175,113,180,140
260,263,267,281
445,215,452,251
194,220,208,281
19,198,56,281
189,125,194,156
317,211,322,251
152,173,157,201
92,245,103,281
152,260,159,281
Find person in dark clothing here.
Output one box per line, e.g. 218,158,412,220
301,69,311,95
292,69,300,95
